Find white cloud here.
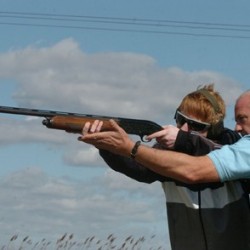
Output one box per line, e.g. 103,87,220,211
0,38,243,122
0,117,70,145
0,167,168,247
63,146,101,166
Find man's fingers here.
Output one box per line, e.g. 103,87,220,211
89,120,99,133
82,120,104,135
82,122,91,135
96,120,103,132
109,119,123,132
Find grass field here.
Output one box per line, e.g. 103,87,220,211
1,233,167,250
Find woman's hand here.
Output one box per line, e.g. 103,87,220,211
146,125,179,149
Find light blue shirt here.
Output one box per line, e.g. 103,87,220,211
208,135,250,182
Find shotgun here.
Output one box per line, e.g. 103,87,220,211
0,105,163,142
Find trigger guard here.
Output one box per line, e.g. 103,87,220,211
141,135,151,143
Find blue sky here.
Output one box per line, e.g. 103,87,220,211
0,0,249,248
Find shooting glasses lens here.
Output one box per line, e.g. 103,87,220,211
174,110,211,132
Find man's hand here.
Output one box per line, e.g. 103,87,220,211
78,119,134,157
146,125,179,149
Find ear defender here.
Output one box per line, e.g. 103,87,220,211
196,89,224,140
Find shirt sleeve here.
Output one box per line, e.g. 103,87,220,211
208,135,250,181
174,130,220,155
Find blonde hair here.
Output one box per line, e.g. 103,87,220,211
178,84,225,125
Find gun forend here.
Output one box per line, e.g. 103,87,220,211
42,116,116,134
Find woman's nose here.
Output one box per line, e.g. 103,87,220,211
180,123,189,131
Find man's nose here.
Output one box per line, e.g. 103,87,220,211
235,123,242,133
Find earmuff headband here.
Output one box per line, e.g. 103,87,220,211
196,89,220,113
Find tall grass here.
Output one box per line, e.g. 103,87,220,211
1,233,167,250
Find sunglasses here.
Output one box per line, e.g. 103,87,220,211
174,110,211,132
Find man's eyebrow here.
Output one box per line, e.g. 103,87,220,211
235,114,248,121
